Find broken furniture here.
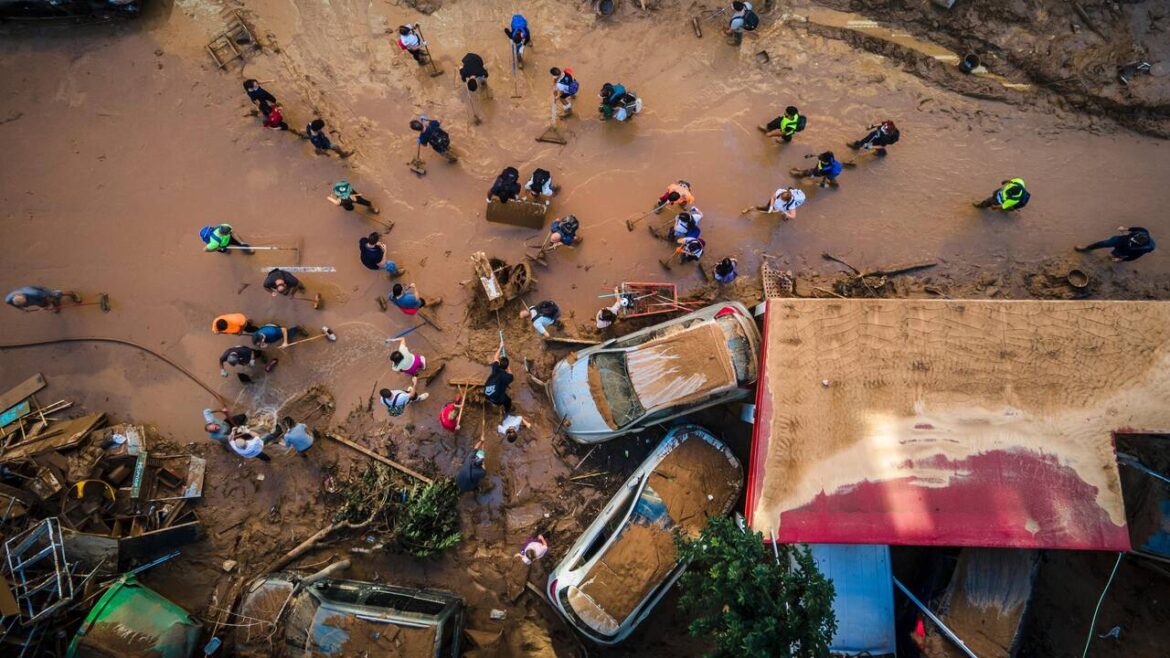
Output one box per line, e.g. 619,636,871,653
616,282,695,319
66,572,200,658
206,9,258,69
470,252,535,311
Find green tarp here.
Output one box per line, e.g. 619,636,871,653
66,573,200,658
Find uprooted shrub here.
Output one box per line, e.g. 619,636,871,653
329,463,461,557
393,479,462,558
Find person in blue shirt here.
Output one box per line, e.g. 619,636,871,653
520,300,561,338
409,116,457,163
251,323,306,348
504,14,532,66
203,408,247,444
5,286,78,312
794,151,844,188
714,257,738,284
279,417,316,456
389,283,442,316
305,118,351,158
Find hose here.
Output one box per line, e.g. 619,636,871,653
0,337,229,407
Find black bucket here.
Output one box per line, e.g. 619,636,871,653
959,53,980,74
596,0,615,16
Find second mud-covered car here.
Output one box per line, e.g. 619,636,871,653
548,302,760,443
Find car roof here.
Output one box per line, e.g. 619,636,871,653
624,321,737,412
567,430,743,635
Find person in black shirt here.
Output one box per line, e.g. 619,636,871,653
455,440,487,493
219,345,268,377
1076,226,1156,262
488,167,521,204
358,232,405,277
460,53,489,92
243,79,276,107
483,346,514,414
263,269,303,297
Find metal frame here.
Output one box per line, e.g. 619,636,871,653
4,518,73,623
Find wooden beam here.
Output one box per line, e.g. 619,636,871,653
0,373,46,417
326,433,433,484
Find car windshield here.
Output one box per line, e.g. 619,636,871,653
590,352,646,429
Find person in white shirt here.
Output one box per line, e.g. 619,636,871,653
596,288,624,330
396,25,425,64
497,414,532,443
516,534,549,565
228,426,270,462
750,186,806,221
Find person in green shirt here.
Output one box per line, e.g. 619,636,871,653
759,106,805,144
973,178,1030,212
199,224,253,254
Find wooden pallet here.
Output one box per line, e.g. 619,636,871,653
207,10,256,69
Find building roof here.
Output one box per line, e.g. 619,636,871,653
747,299,1170,549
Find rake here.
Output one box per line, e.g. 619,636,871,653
413,25,445,77
49,293,111,313
291,293,323,310
535,97,568,145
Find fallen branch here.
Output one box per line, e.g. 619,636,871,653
327,432,433,484
820,252,860,274
860,260,937,278
542,336,601,347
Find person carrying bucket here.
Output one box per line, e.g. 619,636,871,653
973,178,1030,212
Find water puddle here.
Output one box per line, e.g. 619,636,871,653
798,8,1033,92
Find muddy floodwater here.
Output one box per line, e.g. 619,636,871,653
1,0,1169,655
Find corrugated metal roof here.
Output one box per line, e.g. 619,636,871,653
808,544,896,656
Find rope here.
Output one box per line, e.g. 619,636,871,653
1081,551,1124,658
0,337,229,407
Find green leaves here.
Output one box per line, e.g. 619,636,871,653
394,479,462,558
675,517,837,658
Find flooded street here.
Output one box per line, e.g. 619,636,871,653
1,0,1169,655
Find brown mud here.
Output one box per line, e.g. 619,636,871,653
0,0,1168,655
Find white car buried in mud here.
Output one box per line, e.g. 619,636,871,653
546,425,743,645
548,302,761,443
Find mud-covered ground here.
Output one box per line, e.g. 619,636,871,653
1,0,1168,656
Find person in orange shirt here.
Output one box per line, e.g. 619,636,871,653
212,313,259,335
654,180,694,214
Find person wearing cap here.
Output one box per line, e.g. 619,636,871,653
849,120,900,156
455,439,488,493
794,152,844,188
973,178,1030,212
459,53,489,93
550,67,579,117
200,224,252,254
655,180,695,214
263,269,303,298
754,186,806,221
714,257,739,284
760,106,805,144
1076,226,1156,262
5,286,78,312
330,180,380,214
396,24,426,64
219,345,268,377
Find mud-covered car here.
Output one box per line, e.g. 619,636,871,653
233,571,464,657
546,425,743,645
549,302,760,443
0,0,142,20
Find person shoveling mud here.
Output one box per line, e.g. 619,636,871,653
200,223,252,254
791,151,844,188
305,118,351,158
4,286,80,312
1076,226,1156,262
410,116,457,167
360,232,405,278
972,177,1030,212
329,180,380,214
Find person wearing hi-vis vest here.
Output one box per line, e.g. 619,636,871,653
200,224,252,254
973,177,1031,212
760,106,806,144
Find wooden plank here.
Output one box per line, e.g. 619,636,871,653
0,373,46,418
326,432,433,484
485,199,549,229
0,413,106,462
0,401,30,428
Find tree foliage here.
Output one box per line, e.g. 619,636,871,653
675,516,837,658
394,479,462,558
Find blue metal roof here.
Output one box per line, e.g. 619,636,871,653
808,544,896,656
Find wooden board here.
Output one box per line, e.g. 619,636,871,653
485,198,549,229
0,401,31,428
0,413,106,463
0,373,46,419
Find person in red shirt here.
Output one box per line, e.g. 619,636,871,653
259,101,289,131
439,396,463,432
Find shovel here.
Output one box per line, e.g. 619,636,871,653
510,43,523,99
625,204,664,231
52,293,112,313
280,326,337,349
292,293,323,310
413,25,445,78
408,141,427,176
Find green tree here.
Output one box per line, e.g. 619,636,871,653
394,479,462,558
675,517,837,658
